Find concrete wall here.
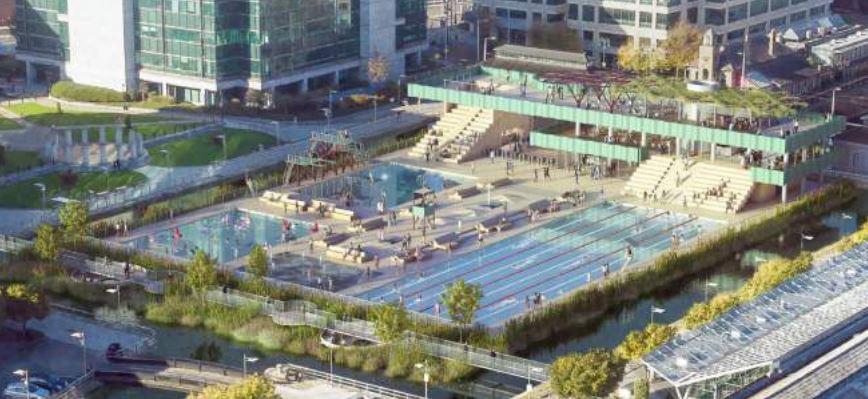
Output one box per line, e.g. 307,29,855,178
65,0,136,92
360,0,406,80
834,141,868,175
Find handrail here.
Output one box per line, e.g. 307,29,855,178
50,370,95,399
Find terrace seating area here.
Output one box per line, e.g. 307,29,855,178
625,157,755,213
408,106,494,164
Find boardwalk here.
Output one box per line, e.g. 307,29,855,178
207,289,552,382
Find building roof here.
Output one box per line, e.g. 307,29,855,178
643,242,868,388
782,15,848,42
744,52,815,88
835,125,868,146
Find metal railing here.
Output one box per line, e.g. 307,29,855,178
284,363,425,399
50,370,96,399
206,289,552,382
0,234,32,253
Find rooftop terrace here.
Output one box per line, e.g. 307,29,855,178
642,242,868,389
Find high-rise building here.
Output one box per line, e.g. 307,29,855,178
476,0,834,61
14,0,427,105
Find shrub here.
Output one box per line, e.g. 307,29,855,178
551,350,623,398
615,323,677,360
51,81,127,103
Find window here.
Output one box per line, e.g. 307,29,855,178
639,0,653,4
749,22,766,34
639,12,653,28
599,7,635,26
509,9,527,19
791,0,807,4
770,0,788,10
790,10,807,22
749,0,768,16
810,5,825,16
582,5,595,22
727,3,748,23
658,0,681,6
705,8,724,26
547,13,565,22
546,0,566,4
687,7,698,23
727,29,744,41
583,30,594,41
568,4,579,20
495,8,507,18
770,16,786,28
656,12,679,29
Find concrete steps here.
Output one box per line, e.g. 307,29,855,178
408,106,491,160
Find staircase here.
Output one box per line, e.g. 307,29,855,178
623,156,676,199
408,106,493,163
679,163,754,213
625,158,755,213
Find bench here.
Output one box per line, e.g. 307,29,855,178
476,215,512,234
349,217,387,233
450,186,481,200
431,232,459,251
313,233,351,249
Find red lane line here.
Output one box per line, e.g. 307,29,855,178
405,204,637,297
420,211,669,313
478,217,698,310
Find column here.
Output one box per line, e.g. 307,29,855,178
99,127,107,165
115,127,124,146
300,78,309,93
783,152,789,167
676,138,682,158
130,132,139,159
80,129,88,145
710,143,716,162
575,123,580,137
64,130,74,163
640,132,647,147
332,71,340,86
781,184,788,204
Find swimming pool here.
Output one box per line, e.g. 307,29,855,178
359,202,720,326
124,209,309,263
299,163,465,209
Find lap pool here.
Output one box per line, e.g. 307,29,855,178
359,201,721,327
298,163,465,209
123,209,309,263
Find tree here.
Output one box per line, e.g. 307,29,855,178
58,201,89,245
633,374,650,399
658,21,704,77
615,323,677,360
189,375,279,399
440,279,482,339
186,250,217,294
2,284,50,335
527,22,582,52
367,54,390,85
372,303,409,344
617,40,658,74
551,350,623,398
247,245,268,278
191,340,223,363
33,224,60,262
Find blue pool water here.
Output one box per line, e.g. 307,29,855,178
360,202,720,327
124,209,309,263
300,163,464,209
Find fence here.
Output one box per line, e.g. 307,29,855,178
0,164,62,186
283,363,425,399
0,234,32,253
144,124,221,148
50,370,96,399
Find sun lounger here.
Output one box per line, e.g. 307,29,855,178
476,215,512,233
527,199,551,213
431,232,459,250
476,177,511,190
450,186,481,200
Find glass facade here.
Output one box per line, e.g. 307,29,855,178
14,0,69,60
396,0,425,49
135,0,372,82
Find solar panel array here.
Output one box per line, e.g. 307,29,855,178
643,242,868,387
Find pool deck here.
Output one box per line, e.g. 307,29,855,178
113,148,774,309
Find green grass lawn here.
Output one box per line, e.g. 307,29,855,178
3,103,170,127
0,170,147,209
0,116,21,130
0,150,43,176
56,122,205,144
148,129,277,167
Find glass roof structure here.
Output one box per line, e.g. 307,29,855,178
642,242,868,390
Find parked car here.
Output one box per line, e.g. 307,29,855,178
106,342,125,361
3,381,51,398
28,372,69,393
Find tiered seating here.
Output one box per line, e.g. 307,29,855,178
408,106,492,160
440,108,494,164
678,163,754,213
623,156,676,199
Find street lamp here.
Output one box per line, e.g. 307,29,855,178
830,87,842,119
70,331,87,375
242,354,259,378
106,284,121,307
271,120,281,145
215,134,227,161
483,36,497,63
328,90,337,126
160,148,171,166
398,75,407,105
704,280,718,302
366,95,379,122
321,108,332,130
33,182,46,213
415,360,430,399
12,369,30,399
650,306,666,324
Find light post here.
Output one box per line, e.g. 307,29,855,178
415,360,430,399
397,75,406,105
650,306,665,324
830,87,842,119
483,36,496,62
12,369,30,399
242,354,258,378
33,183,46,220
216,134,227,161
704,280,718,302
70,331,87,375
800,231,814,250
328,90,337,126
321,107,332,130
366,95,379,122
160,148,171,166
107,284,121,307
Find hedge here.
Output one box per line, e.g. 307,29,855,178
50,81,128,103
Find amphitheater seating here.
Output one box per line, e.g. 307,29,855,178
408,106,494,163
623,156,676,199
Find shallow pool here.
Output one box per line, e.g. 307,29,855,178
124,209,309,263
360,201,721,327
299,163,465,209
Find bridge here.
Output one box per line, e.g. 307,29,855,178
207,289,552,382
